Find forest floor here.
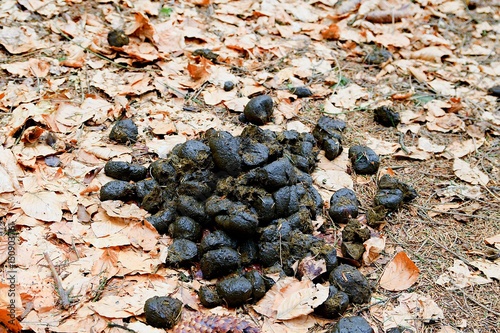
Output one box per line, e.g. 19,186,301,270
0,0,499,332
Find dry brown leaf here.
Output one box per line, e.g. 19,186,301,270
276,282,328,320
444,138,484,159
91,247,120,279
321,24,340,40
366,135,399,155
365,5,412,23
187,57,212,81
297,257,327,280
417,137,445,153
411,46,453,63
0,166,15,194
470,259,500,280
453,158,489,185
383,292,444,331
436,259,491,289
100,201,148,220
380,251,420,291
363,237,386,265
0,26,43,54
485,234,500,250
427,114,465,133
20,191,62,222
254,277,328,320
393,147,431,160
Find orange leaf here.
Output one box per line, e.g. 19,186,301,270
0,309,22,333
21,126,45,144
321,24,340,40
380,251,419,291
187,57,212,81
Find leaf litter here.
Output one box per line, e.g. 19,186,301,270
0,0,499,332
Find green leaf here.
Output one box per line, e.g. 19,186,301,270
160,7,173,16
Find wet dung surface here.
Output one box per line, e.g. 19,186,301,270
374,106,401,127
329,188,359,224
243,95,274,125
328,316,374,333
330,264,371,304
348,145,380,175
144,296,182,329
109,118,138,144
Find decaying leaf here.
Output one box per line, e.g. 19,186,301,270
380,251,420,291
254,277,329,320
485,234,500,250
383,292,444,332
20,191,62,222
276,282,329,320
453,158,489,185
297,256,327,280
363,237,386,265
470,259,500,280
436,259,491,289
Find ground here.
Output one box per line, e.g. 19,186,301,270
0,0,499,332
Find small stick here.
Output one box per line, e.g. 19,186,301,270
398,132,410,154
43,252,71,309
452,284,500,317
427,235,471,266
356,293,401,315
412,204,500,222
107,323,137,333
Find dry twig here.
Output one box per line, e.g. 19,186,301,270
43,252,72,309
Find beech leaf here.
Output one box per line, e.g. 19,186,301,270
276,283,329,320
380,251,420,291
20,191,62,222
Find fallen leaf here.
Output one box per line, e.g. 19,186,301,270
436,259,491,289
444,138,484,158
366,135,399,155
470,259,500,280
254,277,328,320
380,251,420,291
0,26,43,54
100,201,148,220
383,292,444,331
418,137,445,153
411,46,453,63
0,308,21,333
485,234,500,250
321,24,340,40
297,257,326,280
276,283,329,320
435,185,483,200
453,158,489,185
363,237,386,265
20,191,62,222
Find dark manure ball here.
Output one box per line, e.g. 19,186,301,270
100,180,136,201
216,276,253,307
144,296,182,329
200,247,241,279
374,106,401,127
243,95,273,125
328,316,374,333
329,264,371,304
328,188,359,224
315,285,349,319
348,145,380,175
109,119,138,144
107,29,129,47
198,285,222,308
165,239,198,267
104,161,147,182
